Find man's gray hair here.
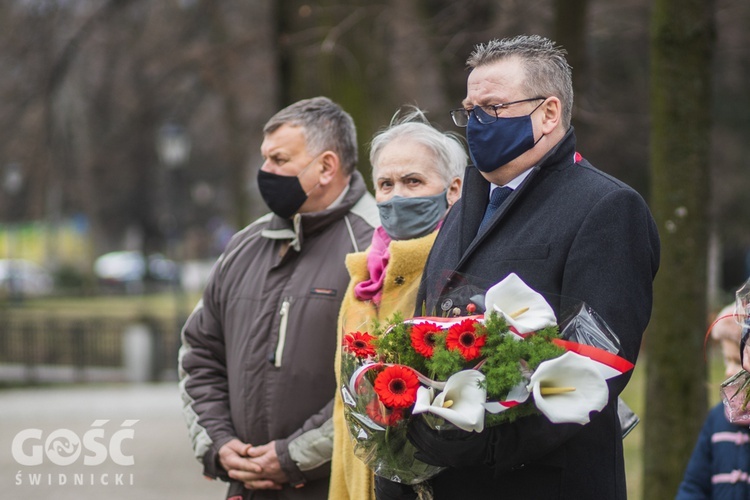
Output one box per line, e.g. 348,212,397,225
369,107,467,187
263,96,358,175
467,35,574,129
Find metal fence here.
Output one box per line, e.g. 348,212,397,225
0,314,181,384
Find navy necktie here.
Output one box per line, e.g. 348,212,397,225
478,186,513,232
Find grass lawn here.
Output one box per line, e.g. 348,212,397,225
3,291,202,320
621,345,726,500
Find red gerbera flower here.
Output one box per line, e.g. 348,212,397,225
446,319,485,361
373,365,420,409
343,331,376,358
410,322,442,358
366,398,404,426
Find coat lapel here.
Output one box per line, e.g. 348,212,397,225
458,167,491,255
457,166,540,268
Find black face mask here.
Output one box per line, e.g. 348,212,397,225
256,157,318,219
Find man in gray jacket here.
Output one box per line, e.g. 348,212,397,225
179,97,378,499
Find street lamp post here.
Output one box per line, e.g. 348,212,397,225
155,123,191,327
3,163,24,304
156,123,192,170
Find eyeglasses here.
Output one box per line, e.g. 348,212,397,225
450,97,547,127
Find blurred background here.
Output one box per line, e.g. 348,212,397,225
0,0,747,499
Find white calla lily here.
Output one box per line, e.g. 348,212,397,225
528,351,609,424
412,370,487,432
484,273,557,334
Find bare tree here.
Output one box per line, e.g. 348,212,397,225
0,0,279,260
3,0,750,298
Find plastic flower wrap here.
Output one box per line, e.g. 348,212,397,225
720,277,750,424
339,273,634,484
721,370,750,425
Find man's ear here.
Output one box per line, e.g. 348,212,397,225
447,177,462,206
540,97,561,134
317,151,341,186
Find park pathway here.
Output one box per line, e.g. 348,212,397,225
0,382,227,499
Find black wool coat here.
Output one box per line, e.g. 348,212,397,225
386,128,660,500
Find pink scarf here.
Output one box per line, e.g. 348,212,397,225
353,226,392,304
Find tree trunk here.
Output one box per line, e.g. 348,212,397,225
276,0,455,185
276,0,391,184
553,0,589,117
644,0,715,498
203,0,279,228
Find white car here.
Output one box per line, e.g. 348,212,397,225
93,251,179,287
0,259,54,297
93,251,147,283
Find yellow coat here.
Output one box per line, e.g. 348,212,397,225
328,230,438,500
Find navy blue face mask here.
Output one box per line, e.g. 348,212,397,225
466,102,544,173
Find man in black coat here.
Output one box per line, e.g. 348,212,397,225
376,35,660,500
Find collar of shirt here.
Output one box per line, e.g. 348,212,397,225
488,168,533,201
327,184,350,210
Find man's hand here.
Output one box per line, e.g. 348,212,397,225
218,439,283,490
245,441,290,486
407,415,489,468
743,342,750,372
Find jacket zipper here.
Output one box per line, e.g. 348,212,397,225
274,298,291,368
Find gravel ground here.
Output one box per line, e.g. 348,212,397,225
0,382,228,500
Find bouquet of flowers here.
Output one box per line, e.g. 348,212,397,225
339,273,635,484
720,277,750,424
